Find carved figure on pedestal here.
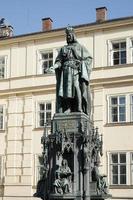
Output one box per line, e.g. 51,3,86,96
91,128,103,165
33,161,48,200
91,162,108,195
53,159,72,194
83,137,90,167
0,18,5,27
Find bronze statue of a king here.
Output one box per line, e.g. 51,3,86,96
53,26,92,115
34,26,110,200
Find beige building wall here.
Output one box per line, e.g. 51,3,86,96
0,17,132,199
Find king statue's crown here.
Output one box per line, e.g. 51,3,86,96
65,25,74,34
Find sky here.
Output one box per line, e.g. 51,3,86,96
1,0,133,36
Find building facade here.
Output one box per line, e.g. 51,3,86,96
0,7,132,200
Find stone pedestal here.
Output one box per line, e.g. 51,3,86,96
90,182,112,200
34,112,111,200
48,112,92,200
52,112,91,134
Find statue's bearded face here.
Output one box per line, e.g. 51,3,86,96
66,32,74,44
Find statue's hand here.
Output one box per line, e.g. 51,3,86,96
53,63,60,69
45,66,55,73
46,63,60,73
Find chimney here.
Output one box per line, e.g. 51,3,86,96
42,17,53,31
96,7,107,22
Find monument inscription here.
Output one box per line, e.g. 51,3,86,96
56,119,77,132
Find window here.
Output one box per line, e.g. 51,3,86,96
131,40,133,63
35,155,44,185
110,153,126,185
37,102,52,127
131,153,133,185
39,51,53,74
0,105,5,130
111,41,126,65
0,56,6,78
109,96,126,123
131,95,133,121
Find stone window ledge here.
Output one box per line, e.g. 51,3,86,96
109,185,133,189
104,122,133,127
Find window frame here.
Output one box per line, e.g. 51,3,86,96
108,39,127,66
130,39,133,64
130,152,133,185
36,101,52,128
130,95,133,122
0,55,7,79
110,152,127,185
111,40,127,66
0,105,6,130
109,95,126,123
38,50,53,74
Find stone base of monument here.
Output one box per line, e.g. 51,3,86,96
49,193,77,200
48,112,92,200
91,195,112,200
49,194,112,200
33,112,111,200
90,182,112,200
52,112,91,134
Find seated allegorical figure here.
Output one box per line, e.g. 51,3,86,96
91,162,108,195
53,159,72,194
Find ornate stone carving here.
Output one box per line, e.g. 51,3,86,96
53,159,72,194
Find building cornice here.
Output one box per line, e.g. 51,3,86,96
90,64,133,87
0,16,133,45
0,84,56,96
0,74,56,96
90,74,133,87
0,63,132,94
0,74,132,96
93,63,133,71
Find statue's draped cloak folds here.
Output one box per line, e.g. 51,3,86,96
55,41,92,114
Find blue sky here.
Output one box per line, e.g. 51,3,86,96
1,0,133,36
